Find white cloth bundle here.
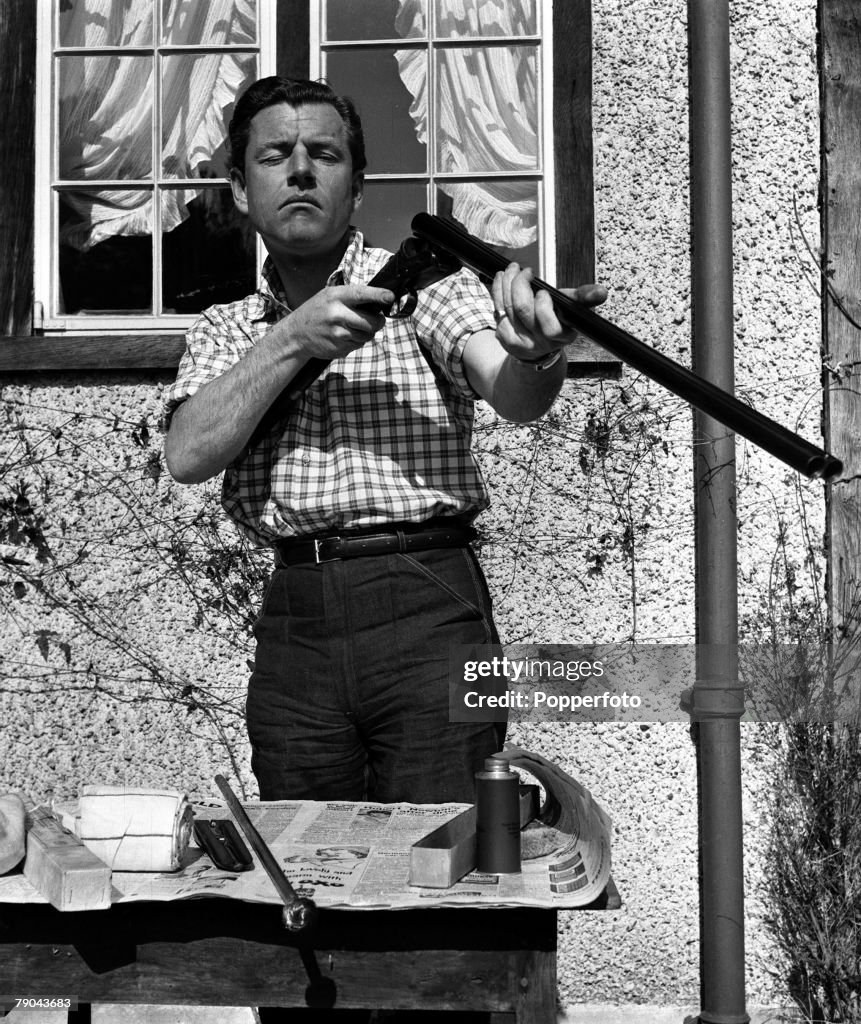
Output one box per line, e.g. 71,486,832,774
78,786,193,872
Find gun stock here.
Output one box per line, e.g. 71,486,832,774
410,212,842,482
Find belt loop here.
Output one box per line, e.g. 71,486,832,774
396,529,406,553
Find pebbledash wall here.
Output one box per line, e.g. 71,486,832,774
0,0,824,1013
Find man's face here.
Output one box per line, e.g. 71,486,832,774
230,102,362,261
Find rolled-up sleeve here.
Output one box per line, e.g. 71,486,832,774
410,267,495,401
161,307,254,430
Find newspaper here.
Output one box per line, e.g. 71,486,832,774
0,745,611,910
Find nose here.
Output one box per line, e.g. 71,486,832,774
287,145,315,186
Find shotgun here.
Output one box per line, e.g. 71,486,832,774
257,212,843,481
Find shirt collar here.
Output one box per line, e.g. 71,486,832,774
252,229,366,321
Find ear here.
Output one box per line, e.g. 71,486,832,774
351,172,364,214
230,168,249,215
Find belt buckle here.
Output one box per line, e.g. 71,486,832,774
314,537,341,564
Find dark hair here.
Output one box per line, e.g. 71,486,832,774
228,76,367,175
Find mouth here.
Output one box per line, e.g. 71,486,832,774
281,195,321,209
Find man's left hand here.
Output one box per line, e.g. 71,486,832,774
491,263,608,362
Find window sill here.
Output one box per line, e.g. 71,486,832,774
0,334,620,378
563,338,622,379
0,334,186,372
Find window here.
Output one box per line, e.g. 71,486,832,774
34,0,275,334
5,0,597,370
312,0,554,277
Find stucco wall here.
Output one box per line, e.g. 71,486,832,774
0,0,825,1014
530,0,821,1008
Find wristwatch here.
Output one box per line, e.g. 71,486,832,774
515,349,563,371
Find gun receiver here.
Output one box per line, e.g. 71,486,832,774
410,212,842,482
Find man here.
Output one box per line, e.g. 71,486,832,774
164,76,606,806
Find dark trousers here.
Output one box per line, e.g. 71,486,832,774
247,544,506,805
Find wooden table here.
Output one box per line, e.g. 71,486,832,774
0,884,618,1022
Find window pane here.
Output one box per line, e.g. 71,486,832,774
58,56,153,180
435,46,538,173
355,181,427,253
161,53,258,178
435,0,537,37
162,0,257,45
58,190,153,314
58,0,154,47
326,49,426,174
162,188,257,312
436,182,539,270
325,0,426,40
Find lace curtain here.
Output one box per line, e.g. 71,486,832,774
394,0,538,248
59,0,255,251
59,0,536,252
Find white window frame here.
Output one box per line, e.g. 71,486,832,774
309,0,556,280
33,0,276,335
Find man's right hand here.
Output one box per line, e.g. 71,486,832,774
281,284,396,362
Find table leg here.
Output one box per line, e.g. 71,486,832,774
513,950,557,1024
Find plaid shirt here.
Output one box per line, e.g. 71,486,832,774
163,230,494,546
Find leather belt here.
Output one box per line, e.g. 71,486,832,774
273,522,477,566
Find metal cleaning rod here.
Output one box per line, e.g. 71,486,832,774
214,774,319,932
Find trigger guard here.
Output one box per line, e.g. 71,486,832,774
392,290,418,318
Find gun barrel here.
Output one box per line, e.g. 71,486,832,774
411,213,842,482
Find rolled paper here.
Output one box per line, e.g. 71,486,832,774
78,786,193,872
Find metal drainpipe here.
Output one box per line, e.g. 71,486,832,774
686,1,749,1023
